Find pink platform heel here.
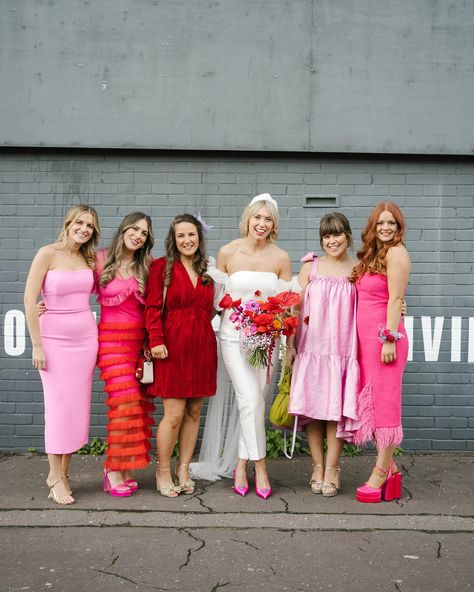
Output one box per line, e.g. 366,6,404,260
124,479,139,493
103,469,132,498
254,470,272,500
232,468,249,497
356,462,402,503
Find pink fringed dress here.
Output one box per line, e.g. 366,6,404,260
352,272,408,449
96,250,154,471
289,253,360,438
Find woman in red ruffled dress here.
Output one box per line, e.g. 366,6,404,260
96,212,155,497
145,214,217,498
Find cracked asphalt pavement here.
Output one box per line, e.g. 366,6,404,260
1,453,473,591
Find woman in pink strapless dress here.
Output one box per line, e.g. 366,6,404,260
24,205,100,505
287,213,360,498
96,212,155,498
350,202,411,503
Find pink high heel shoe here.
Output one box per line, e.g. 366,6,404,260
103,469,132,498
124,479,138,493
232,468,249,497
254,470,272,500
356,462,402,503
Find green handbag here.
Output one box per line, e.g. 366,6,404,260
269,365,294,428
269,364,298,459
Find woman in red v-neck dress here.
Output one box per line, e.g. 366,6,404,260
145,214,217,497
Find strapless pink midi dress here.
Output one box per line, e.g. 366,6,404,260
39,270,98,454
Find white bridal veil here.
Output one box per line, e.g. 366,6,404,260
189,259,301,482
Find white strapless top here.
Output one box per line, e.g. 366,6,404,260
207,262,301,342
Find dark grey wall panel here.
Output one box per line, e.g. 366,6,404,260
310,2,474,154
1,150,473,452
1,1,473,154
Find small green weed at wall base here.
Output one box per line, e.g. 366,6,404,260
265,428,363,459
76,437,107,456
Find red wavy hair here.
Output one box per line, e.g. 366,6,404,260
350,201,406,282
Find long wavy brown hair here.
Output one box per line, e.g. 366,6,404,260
164,214,211,287
350,201,406,282
100,212,154,295
56,204,100,269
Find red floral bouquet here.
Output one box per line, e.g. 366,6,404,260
219,289,300,382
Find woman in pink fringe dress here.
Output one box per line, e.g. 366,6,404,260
350,202,411,503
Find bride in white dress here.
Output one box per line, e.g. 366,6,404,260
191,194,294,499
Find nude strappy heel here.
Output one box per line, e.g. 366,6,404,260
309,464,324,494
156,466,181,498
175,462,195,495
322,466,341,498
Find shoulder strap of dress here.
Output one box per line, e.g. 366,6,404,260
309,254,319,282
301,252,319,282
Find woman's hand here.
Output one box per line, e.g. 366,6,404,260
401,299,407,317
32,345,46,370
151,344,168,359
37,300,47,317
381,341,397,364
285,346,296,367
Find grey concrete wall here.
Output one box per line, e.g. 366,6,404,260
1,149,473,452
1,0,473,154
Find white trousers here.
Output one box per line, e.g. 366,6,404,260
220,339,278,461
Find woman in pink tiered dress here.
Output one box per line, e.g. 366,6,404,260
96,212,155,497
287,213,360,498
24,205,100,505
350,202,411,503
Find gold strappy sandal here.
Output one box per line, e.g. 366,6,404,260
156,466,181,498
176,462,195,495
309,463,324,494
47,478,75,505
322,466,341,498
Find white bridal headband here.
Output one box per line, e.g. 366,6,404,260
249,193,278,211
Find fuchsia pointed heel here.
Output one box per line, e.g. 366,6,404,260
356,462,402,503
254,470,272,500
103,469,132,498
232,468,249,497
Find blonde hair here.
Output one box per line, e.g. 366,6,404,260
100,212,154,295
239,200,279,242
56,204,100,269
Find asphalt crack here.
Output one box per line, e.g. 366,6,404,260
90,567,167,590
279,496,290,513
273,479,297,495
179,528,206,570
436,541,442,559
230,538,260,550
211,582,230,591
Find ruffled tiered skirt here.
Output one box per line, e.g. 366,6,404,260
97,321,154,470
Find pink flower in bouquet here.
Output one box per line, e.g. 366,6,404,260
242,325,256,337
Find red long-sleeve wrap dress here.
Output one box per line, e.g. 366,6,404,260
145,257,217,398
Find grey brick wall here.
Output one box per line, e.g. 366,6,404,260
1,149,473,452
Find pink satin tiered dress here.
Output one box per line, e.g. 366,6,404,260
289,253,360,438
96,250,154,471
352,272,408,449
39,269,98,454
